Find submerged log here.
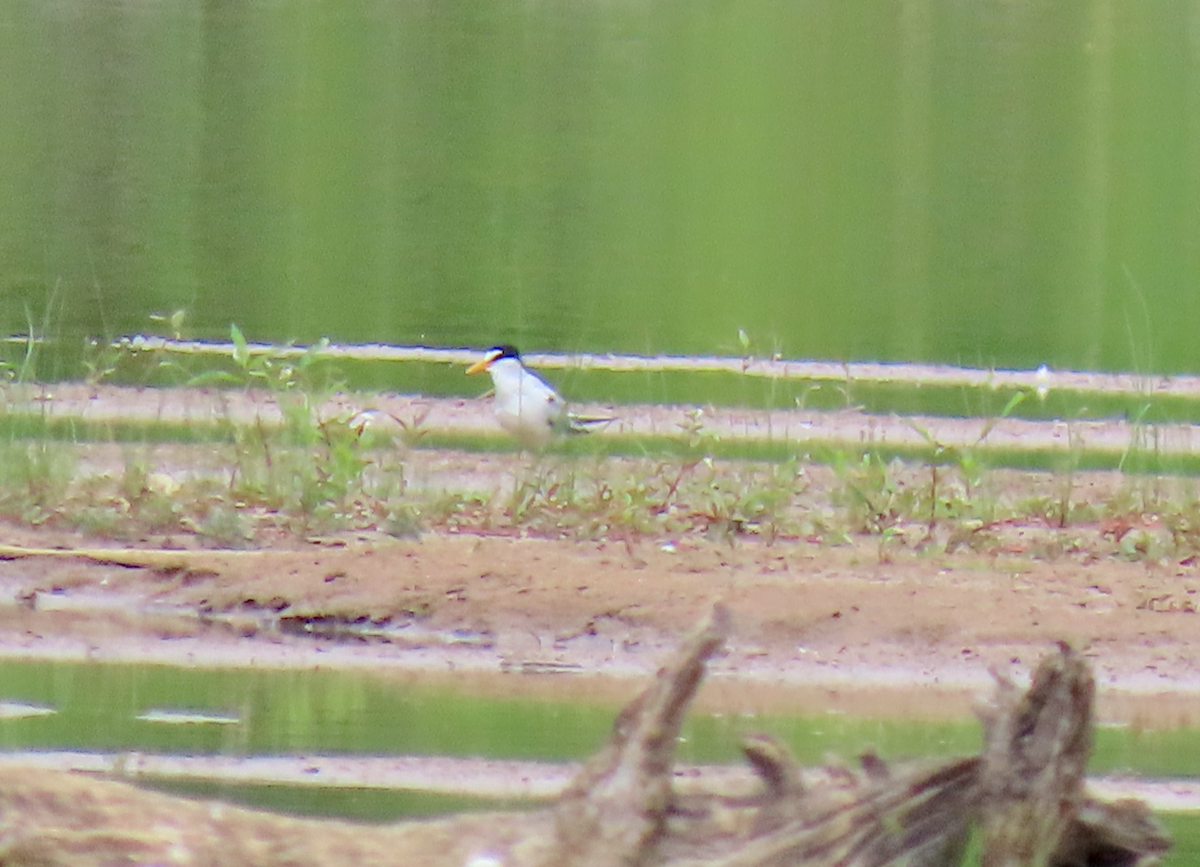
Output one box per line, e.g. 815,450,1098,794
0,608,1172,867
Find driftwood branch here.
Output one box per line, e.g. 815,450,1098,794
0,607,1172,867
541,603,731,866
978,641,1095,867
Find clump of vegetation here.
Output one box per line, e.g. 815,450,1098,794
4,325,1200,566
0,324,412,544
214,325,376,526
451,455,808,542
0,439,77,524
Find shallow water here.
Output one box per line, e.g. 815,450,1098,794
1,660,1198,801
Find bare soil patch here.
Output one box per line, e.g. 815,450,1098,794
2,500,1199,724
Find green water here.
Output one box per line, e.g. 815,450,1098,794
0,658,1186,764
0,660,1195,775
0,657,1194,773
0,659,976,762
0,658,1165,763
2,0,1200,387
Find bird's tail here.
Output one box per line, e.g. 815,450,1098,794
567,413,615,435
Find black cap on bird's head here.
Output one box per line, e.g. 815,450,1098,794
467,344,522,375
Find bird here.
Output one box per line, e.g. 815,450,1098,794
466,345,609,448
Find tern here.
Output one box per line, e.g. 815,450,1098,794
466,345,609,447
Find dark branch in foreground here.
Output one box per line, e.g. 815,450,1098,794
0,608,1172,867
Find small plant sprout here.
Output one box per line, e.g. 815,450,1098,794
148,309,190,341
386,406,433,448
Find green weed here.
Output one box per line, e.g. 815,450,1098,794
212,325,378,530
0,439,76,522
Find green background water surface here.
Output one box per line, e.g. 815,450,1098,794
2,0,1199,384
